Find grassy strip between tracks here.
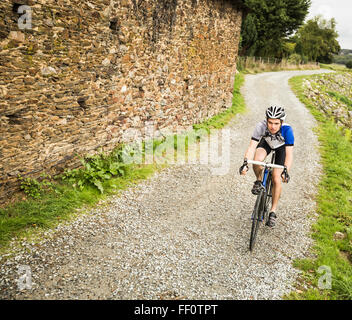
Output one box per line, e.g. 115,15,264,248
285,75,352,300
0,74,246,255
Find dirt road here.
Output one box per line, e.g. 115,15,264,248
0,69,332,300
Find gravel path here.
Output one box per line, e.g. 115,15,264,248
0,69,332,300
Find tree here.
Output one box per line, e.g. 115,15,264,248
294,15,341,63
282,41,297,57
240,0,311,57
239,13,258,56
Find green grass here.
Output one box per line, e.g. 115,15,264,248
286,75,352,300
327,91,352,111
320,63,352,73
0,73,247,255
0,163,158,253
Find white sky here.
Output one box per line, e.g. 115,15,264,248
306,0,352,49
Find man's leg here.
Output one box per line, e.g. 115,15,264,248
270,144,286,212
251,147,267,195
266,145,286,227
270,168,283,212
253,147,267,180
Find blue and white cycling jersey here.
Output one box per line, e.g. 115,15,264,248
251,120,294,149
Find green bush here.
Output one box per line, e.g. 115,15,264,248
346,61,352,69
288,53,302,64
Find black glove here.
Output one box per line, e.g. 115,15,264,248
239,158,249,175
281,166,290,183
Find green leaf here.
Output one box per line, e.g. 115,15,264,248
93,179,104,194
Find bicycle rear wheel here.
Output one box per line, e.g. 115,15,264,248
249,189,264,251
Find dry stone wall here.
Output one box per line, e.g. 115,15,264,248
0,0,243,203
303,73,352,129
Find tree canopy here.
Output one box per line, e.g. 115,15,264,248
293,15,341,63
240,0,311,57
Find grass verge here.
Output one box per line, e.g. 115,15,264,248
0,163,159,254
285,75,352,300
0,73,247,256
320,63,352,73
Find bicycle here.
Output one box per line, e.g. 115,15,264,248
246,151,285,251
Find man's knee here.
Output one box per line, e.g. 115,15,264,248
254,148,267,161
272,170,282,185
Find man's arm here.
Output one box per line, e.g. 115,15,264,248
244,139,259,160
240,139,259,175
284,146,293,172
240,120,264,175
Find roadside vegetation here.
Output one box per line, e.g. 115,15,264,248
333,50,352,69
286,71,352,300
320,63,352,73
241,1,341,66
237,55,319,74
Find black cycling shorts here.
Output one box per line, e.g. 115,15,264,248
256,138,286,166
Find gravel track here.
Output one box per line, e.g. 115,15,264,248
0,69,332,300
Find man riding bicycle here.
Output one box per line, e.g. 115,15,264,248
239,106,294,228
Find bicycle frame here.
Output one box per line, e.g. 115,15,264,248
248,152,285,186
248,151,285,217
262,167,270,189
247,152,285,251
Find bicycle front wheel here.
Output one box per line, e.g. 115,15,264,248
249,189,264,251
264,173,272,223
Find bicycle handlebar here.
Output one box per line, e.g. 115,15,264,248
247,160,285,170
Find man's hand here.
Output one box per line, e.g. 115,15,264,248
239,158,249,175
281,166,290,183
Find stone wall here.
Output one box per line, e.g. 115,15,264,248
0,0,243,203
303,73,352,129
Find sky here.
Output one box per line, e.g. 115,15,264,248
306,0,352,49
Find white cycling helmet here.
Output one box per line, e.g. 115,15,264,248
266,105,286,121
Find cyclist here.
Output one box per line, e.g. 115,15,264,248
239,106,294,227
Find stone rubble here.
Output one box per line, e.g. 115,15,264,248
303,72,352,129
